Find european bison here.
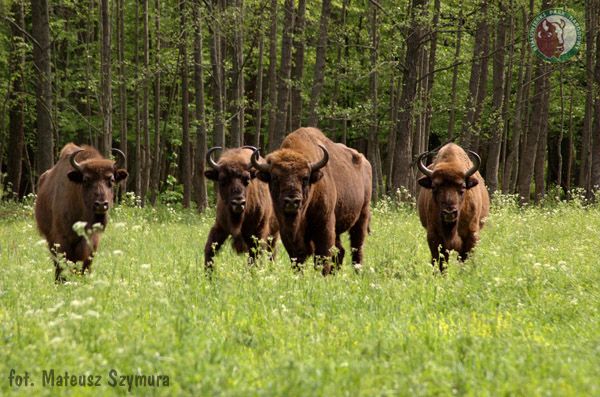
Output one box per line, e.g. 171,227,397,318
416,143,489,271
35,143,128,281
204,146,278,270
251,127,372,275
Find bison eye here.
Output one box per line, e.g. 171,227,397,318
302,177,309,187
242,176,250,186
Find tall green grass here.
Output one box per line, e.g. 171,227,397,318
1,196,599,396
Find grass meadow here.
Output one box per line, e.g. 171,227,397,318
1,194,599,396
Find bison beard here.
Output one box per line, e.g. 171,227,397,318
35,143,128,282
416,143,490,272
251,127,372,275
203,146,279,270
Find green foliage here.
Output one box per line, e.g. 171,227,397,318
1,200,599,395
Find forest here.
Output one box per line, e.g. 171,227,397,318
0,0,595,207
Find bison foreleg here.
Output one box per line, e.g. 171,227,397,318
458,233,478,262
314,232,336,276
204,225,229,271
428,236,449,273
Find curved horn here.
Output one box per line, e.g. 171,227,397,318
112,148,126,169
542,19,549,31
69,149,84,173
250,149,271,173
206,146,222,169
417,152,434,177
465,150,481,178
309,144,329,172
241,146,258,169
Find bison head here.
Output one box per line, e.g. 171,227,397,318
251,145,328,217
536,18,566,58
417,150,480,224
67,149,128,223
204,146,257,215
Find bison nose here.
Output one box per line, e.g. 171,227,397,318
94,201,109,214
441,208,458,223
283,196,301,214
230,197,246,214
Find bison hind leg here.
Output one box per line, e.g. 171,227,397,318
333,235,345,269
349,212,369,271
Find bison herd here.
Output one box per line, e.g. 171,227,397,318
34,128,490,282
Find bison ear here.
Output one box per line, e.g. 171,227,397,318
67,170,84,184
115,169,129,182
417,176,432,189
256,171,271,183
466,176,479,189
204,169,219,181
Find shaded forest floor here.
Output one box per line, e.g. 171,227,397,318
1,197,599,395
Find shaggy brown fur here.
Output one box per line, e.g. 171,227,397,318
254,127,372,275
204,147,278,270
417,143,490,271
35,143,128,281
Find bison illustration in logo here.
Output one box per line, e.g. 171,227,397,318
536,18,566,58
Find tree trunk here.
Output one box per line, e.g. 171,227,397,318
209,0,225,148
7,1,25,198
391,0,426,193
228,0,244,147
505,6,531,192
534,74,551,203
117,0,128,195
461,1,488,148
423,0,440,143
306,0,332,127
385,75,399,193
290,0,306,130
580,0,596,191
266,0,278,149
193,0,208,211
150,0,161,204
485,1,507,194
367,2,380,200
590,20,600,189
565,83,574,192
254,33,264,147
271,0,295,151
32,0,54,175
181,0,192,208
141,0,150,205
447,5,463,139
99,0,112,156
134,1,142,199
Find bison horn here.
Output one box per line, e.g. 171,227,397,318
250,149,271,173
206,146,222,170
69,149,84,173
465,150,481,178
309,144,329,172
241,146,258,169
542,19,549,31
112,148,126,169
417,152,434,177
